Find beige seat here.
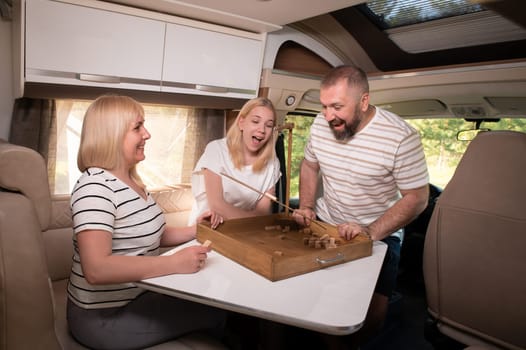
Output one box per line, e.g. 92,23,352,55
423,131,526,350
0,140,227,350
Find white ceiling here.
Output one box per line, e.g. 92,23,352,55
106,0,365,32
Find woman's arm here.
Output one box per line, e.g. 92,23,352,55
77,230,210,284
160,225,196,247
160,210,224,247
203,169,271,219
252,186,274,215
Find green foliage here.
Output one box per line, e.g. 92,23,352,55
407,118,526,188
283,115,315,197
284,115,526,195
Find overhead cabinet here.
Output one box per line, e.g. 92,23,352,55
162,23,264,99
23,0,265,98
25,0,165,91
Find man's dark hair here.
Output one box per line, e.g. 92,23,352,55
321,65,369,94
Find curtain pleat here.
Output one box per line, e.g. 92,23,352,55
9,97,56,161
273,132,287,213
181,108,225,183
9,97,57,192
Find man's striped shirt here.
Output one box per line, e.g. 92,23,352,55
305,107,429,235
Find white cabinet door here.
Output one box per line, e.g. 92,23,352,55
162,23,264,99
25,0,165,91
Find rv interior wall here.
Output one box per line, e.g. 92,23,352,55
1,19,13,140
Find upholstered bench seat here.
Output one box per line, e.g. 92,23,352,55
0,140,227,350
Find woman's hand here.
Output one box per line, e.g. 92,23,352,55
169,244,211,273
197,210,224,230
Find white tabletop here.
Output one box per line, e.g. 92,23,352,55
136,239,387,335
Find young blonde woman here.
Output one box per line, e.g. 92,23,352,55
187,96,282,349
188,97,281,224
67,95,225,350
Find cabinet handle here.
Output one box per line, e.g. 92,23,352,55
195,84,229,93
162,81,256,95
77,73,121,84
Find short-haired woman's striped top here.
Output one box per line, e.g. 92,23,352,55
68,167,165,309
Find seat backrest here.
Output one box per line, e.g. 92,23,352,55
0,140,62,350
423,131,526,350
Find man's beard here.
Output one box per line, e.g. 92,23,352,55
329,114,361,141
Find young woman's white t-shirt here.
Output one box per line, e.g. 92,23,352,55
188,138,281,224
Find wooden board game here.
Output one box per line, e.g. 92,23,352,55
196,213,373,281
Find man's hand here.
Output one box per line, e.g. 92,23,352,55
337,222,371,240
292,207,316,227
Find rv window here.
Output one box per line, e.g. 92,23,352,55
284,115,526,199
359,0,484,29
51,100,225,195
283,114,315,199
407,118,526,188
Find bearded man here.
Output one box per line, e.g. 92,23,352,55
294,65,430,349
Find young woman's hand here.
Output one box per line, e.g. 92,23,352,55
197,210,224,230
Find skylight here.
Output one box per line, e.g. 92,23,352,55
359,0,485,29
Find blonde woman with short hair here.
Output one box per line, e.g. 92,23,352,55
68,95,225,350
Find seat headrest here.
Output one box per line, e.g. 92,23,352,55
0,140,51,229
440,130,526,220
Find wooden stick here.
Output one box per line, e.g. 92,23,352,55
277,122,294,215
286,126,293,214
219,171,287,209
218,170,326,231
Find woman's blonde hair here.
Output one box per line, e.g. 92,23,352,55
226,97,277,172
77,95,145,188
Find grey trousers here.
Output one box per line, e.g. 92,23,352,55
67,291,226,350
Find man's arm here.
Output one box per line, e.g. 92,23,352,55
338,185,430,241
367,185,429,240
293,158,320,225
299,158,320,210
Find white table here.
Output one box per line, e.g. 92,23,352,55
136,240,387,335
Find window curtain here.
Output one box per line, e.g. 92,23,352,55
180,108,225,183
9,97,57,188
273,132,287,213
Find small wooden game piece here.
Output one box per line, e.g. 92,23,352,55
325,237,338,249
